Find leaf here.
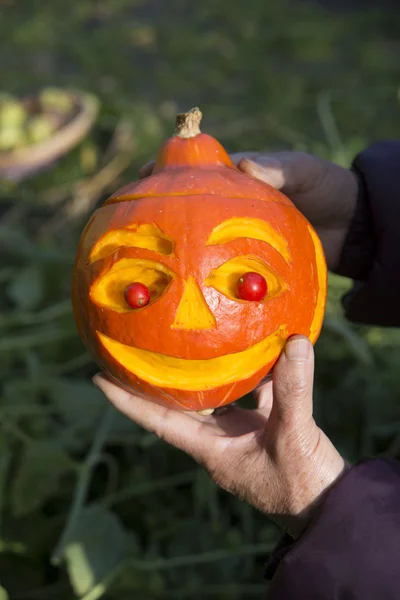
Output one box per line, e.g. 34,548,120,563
0,434,11,529
47,378,107,429
62,505,128,597
11,443,74,517
0,226,35,258
0,226,72,264
0,586,9,600
7,264,44,310
47,377,140,441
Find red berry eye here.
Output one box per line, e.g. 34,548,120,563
124,282,150,309
237,272,268,301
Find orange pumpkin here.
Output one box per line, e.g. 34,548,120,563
72,108,327,413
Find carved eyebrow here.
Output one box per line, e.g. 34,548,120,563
89,223,174,264
206,218,291,264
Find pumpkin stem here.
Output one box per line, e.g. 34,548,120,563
175,107,202,139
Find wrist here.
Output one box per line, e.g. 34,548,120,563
287,458,349,539
272,434,350,539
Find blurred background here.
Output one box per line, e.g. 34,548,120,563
0,0,399,598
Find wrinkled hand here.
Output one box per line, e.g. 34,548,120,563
140,151,358,271
93,336,346,538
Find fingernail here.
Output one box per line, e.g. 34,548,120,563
92,373,102,388
241,157,260,170
285,337,311,362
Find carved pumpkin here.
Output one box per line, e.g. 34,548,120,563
72,108,327,413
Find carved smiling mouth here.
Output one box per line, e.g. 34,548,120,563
97,325,287,391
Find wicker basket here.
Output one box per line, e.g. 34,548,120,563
0,90,100,181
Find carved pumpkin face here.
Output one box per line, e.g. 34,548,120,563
72,109,327,412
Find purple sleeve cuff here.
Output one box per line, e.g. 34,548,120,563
264,458,400,599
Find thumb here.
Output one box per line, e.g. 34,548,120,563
238,156,287,191
271,335,315,427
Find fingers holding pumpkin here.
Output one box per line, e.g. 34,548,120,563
139,153,280,182
92,373,217,462
139,153,257,179
138,148,310,196
139,150,313,199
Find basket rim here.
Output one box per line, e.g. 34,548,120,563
0,89,100,175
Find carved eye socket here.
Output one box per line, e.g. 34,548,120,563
204,255,288,302
91,258,175,312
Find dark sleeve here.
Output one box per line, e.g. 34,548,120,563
335,141,400,326
265,458,400,599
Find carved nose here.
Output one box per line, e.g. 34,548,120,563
172,276,216,330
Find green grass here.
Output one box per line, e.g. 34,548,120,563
0,1,400,598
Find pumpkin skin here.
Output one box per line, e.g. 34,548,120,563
72,108,327,412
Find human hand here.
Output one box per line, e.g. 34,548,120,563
93,336,346,539
140,151,358,271
231,152,358,271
